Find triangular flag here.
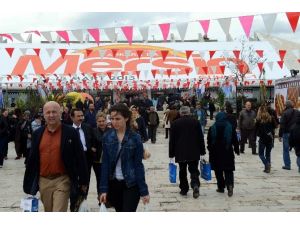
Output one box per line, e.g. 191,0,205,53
135,71,141,79
211,65,217,74
19,48,27,55
33,48,40,56
136,50,143,59
99,49,106,58
121,26,133,45
261,13,277,34
161,50,169,61
277,61,284,69
139,26,149,42
199,51,206,59
298,59,300,64
86,49,93,57
72,29,83,42
219,65,225,74
56,30,70,44
88,28,100,46
0,34,13,42
209,50,216,59
202,66,208,74
185,50,193,61
111,49,118,57
105,27,116,42
159,23,170,42
199,20,210,35
257,62,264,73
124,50,131,58
233,50,240,59
267,62,274,71
59,49,68,58
11,33,24,42
106,71,113,80
292,49,300,58
26,34,32,43
176,22,189,41
149,50,156,58
238,64,245,74
256,50,264,58
5,48,14,57
151,69,157,79
286,12,300,32
166,69,172,78
238,15,254,38
218,18,232,37
46,48,55,57
40,31,53,43
279,50,286,61
185,68,191,76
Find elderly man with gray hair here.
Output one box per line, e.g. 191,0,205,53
279,100,298,170
169,106,206,199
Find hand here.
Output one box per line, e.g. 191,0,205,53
91,147,96,153
99,193,107,203
169,157,175,164
278,137,282,142
141,195,150,205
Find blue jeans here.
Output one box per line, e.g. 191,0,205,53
282,133,291,168
258,141,273,166
297,157,300,172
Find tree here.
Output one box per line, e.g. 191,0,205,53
216,88,225,111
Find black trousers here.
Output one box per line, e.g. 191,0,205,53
214,170,234,190
148,126,157,143
108,179,140,212
165,128,169,139
92,162,102,194
240,129,256,153
178,161,200,193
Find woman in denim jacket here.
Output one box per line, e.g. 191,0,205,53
99,103,150,212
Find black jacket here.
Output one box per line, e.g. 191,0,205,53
23,124,89,195
93,127,110,162
169,115,205,162
279,108,298,137
289,112,300,157
79,123,95,163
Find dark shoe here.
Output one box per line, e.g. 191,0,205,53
252,153,258,155
240,151,244,154
0,165,3,168
282,166,291,170
228,185,233,197
216,188,225,193
4,157,8,160
179,190,187,196
264,164,271,173
192,186,200,199
15,156,21,160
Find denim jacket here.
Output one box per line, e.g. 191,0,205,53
100,128,149,197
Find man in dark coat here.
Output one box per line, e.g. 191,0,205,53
207,112,239,197
169,106,206,199
23,101,88,212
0,109,9,168
289,111,300,173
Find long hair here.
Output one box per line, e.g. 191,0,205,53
256,105,272,123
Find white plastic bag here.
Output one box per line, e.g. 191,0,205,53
78,200,90,212
99,203,108,212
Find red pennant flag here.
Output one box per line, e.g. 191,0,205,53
5,48,14,57
17,74,24,82
167,69,172,78
40,74,46,79
106,71,113,80
267,80,273,86
219,65,225,74
86,49,93,57
256,50,264,58
202,66,208,74
111,49,118,57
33,48,40,56
278,50,286,61
205,82,210,88
298,59,300,64
286,12,300,32
136,50,143,59
92,73,98,80
277,61,284,69
185,68,191,76
7,75,12,81
244,81,250,86
59,49,67,58
209,51,216,59
151,69,157,78
260,80,264,85
185,50,193,61
233,50,240,59
121,71,126,78
160,50,169,61
135,71,141,79
117,81,123,86
257,62,264,73
238,64,245,73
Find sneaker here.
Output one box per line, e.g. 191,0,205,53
282,166,291,170
179,190,187,196
192,186,200,199
216,188,225,193
228,185,233,197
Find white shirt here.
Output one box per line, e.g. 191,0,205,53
115,142,124,180
72,124,87,151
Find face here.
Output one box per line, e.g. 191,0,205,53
89,104,95,111
43,103,61,126
2,110,8,117
97,116,107,130
110,111,128,131
245,102,252,110
72,110,84,126
131,108,138,117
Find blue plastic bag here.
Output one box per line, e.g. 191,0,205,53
169,163,177,183
200,159,211,181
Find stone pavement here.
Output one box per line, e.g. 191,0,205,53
1,119,300,212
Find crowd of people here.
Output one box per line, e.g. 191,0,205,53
1,92,300,212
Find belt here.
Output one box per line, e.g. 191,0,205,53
41,174,65,180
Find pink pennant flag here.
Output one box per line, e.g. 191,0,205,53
238,15,254,38
256,50,264,58
0,34,13,42
121,26,133,45
199,20,210,35
88,28,100,46
286,12,300,32
25,30,41,36
159,23,170,42
56,30,70,44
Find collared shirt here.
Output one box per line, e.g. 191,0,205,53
39,124,65,177
72,123,87,151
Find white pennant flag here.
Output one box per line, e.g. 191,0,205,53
11,33,24,42
292,49,300,59
218,17,232,38
46,48,55,57
267,61,274,71
261,13,277,34
143,70,149,79
72,29,83,42
99,49,106,58
26,33,32,43
124,50,131,58
19,48,27,55
195,67,200,75
149,50,156,59
40,31,53,43
105,27,116,42
211,66,217,74
226,33,233,41
139,26,149,42
176,22,189,41
199,51,206,59
56,35,61,43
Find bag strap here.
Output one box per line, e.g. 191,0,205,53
111,143,124,176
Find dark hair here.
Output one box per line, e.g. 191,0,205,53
1,108,7,114
109,103,132,128
225,101,233,114
70,108,83,117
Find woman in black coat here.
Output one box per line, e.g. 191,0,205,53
289,111,300,173
207,112,239,197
